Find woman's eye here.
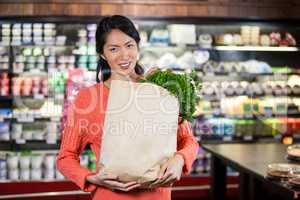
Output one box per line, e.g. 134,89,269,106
110,48,117,52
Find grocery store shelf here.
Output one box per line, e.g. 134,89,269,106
0,141,12,151
199,94,300,101
212,46,299,52
0,140,95,151
8,116,61,123
13,71,48,76
10,44,76,47
0,190,88,199
0,69,12,74
13,95,49,99
141,44,299,52
10,140,60,151
0,96,13,100
201,113,300,118
201,72,300,79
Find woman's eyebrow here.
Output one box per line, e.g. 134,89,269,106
107,44,120,47
106,40,133,47
124,40,134,45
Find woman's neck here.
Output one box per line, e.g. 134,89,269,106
110,73,135,82
104,72,136,88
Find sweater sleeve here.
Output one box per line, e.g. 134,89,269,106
56,89,97,192
176,120,199,176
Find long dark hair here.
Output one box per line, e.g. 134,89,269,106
95,15,144,82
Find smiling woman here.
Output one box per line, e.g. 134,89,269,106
102,29,138,79
95,15,144,83
56,15,199,200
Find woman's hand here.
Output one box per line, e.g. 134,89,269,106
178,116,184,124
150,154,184,188
145,67,159,76
86,173,141,192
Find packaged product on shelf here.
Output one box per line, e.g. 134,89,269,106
149,29,169,45
0,122,9,141
31,168,42,180
43,168,55,180
44,154,55,170
168,24,196,45
194,50,210,65
192,118,213,136
31,154,43,169
232,34,243,46
8,169,19,180
20,169,30,180
292,85,300,95
0,74,9,96
250,26,260,46
177,51,197,69
44,168,55,180
270,32,281,46
0,159,7,180
260,34,271,46
80,154,89,168
198,34,213,48
55,169,65,180
241,26,251,45
223,34,234,46
7,154,18,170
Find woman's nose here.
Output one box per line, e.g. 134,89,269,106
120,48,130,60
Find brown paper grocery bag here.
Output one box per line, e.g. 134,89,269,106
99,80,179,185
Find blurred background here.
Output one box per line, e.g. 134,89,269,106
0,0,299,200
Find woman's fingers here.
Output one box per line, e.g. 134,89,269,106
145,67,159,76
99,173,119,181
160,172,177,186
149,162,170,188
103,180,139,190
117,183,141,191
158,161,169,179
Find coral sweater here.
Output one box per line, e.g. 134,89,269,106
56,82,199,200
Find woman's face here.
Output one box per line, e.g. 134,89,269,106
102,29,138,80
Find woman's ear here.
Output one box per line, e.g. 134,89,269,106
101,55,106,60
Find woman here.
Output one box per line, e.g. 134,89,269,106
56,15,199,200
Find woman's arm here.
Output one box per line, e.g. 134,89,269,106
56,90,97,192
176,120,199,175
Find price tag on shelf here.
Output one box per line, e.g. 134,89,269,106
17,116,34,123
16,139,26,144
30,69,42,74
50,117,61,122
223,136,233,141
243,135,253,141
244,114,253,119
46,139,57,144
33,94,45,100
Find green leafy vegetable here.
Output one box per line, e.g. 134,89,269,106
140,69,202,122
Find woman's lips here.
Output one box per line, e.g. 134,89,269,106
119,62,131,70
